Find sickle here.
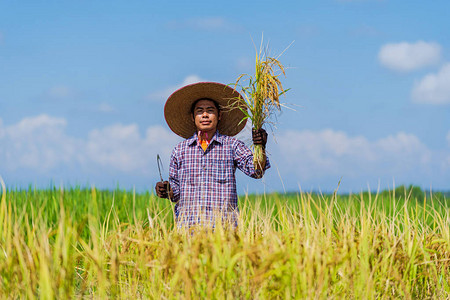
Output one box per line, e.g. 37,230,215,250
157,154,164,182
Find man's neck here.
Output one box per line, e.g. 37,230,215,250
198,129,216,141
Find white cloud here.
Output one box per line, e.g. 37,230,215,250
182,75,205,85
1,115,447,190
86,124,178,173
7,114,66,136
444,131,450,170
83,124,180,174
275,129,432,180
0,119,4,138
147,74,206,102
0,115,180,175
378,41,441,72
0,115,80,170
87,124,144,172
411,63,450,104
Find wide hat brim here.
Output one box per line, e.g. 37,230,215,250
164,82,247,139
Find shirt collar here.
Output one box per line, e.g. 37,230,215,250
187,130,224,146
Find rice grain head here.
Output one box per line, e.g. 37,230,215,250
230,42,290,171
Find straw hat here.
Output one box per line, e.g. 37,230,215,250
164,82,247,139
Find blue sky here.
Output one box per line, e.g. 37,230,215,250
0,0,449,193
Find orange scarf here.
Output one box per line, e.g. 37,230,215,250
198,131,210,151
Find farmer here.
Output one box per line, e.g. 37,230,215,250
155,82,269,228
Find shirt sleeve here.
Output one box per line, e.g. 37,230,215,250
234,140,270,179
168,148,180,203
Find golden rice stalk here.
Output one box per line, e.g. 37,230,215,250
233,43,289,172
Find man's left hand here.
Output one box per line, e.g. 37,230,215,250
252,128,268,149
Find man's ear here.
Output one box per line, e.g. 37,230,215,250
218,111,222,121
191,113,194,122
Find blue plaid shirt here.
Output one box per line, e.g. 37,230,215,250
169,131,270,227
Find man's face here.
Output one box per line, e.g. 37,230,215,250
192,99,221,134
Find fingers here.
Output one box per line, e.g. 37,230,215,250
252,128,268,147
155,181,170,198
252,128,267,138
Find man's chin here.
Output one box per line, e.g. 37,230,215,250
197,126,216,133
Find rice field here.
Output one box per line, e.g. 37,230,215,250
0,181,449,298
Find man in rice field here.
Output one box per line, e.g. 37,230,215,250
155,82,269,228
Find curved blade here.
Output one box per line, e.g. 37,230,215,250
156,154,164,182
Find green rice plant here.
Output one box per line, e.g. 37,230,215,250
232,38,290,171
0,179,449,298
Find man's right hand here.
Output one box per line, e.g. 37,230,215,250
155,181,171,199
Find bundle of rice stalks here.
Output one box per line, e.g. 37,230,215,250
233,41,290,172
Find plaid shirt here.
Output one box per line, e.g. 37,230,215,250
169,131,270,227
